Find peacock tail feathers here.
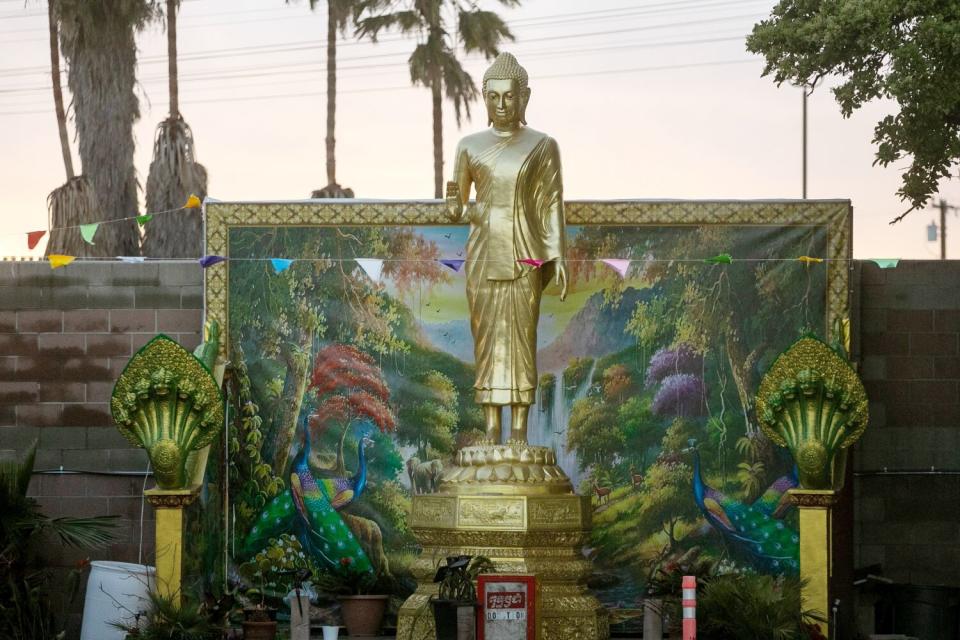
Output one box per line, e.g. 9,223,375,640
693,450,799,575
111,335,224,489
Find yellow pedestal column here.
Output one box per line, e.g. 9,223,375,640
788,489,837,637
145,488,199,602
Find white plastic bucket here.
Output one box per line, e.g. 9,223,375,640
322,625,340,640
79,561,155,640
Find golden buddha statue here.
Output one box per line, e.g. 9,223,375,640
446,51,567,445
397,54,608,640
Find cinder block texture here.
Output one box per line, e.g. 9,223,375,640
0,262,201,579
855,261,960,587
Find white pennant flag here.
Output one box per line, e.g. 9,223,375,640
601,258,631,278
116,256,146,263
355,258,385,284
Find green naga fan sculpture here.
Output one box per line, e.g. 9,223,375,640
756,335,869,490
111,323,224,490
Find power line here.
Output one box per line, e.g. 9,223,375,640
0,9,762,86
0,58,760,116
0,32,749,97
0,0,765,75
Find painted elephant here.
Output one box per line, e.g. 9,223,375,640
406,457,444,494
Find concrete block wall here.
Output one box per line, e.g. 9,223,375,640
0,261,204,633
854,261,960,586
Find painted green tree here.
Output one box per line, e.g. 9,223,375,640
396,370,458,459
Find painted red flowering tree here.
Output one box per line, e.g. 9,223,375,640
309,343,396,475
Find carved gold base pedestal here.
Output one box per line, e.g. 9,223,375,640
789,489,837,638
144,487,199,602
398,446,608,640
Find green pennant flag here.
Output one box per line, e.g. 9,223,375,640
137,214,153,226
79,223,99,245
704,253,732,264
871,259,899,269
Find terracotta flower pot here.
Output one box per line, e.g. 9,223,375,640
242,620,278,640
339,595,388,637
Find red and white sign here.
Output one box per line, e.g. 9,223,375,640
478,575,537,640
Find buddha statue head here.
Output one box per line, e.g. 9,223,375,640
482,52,530,129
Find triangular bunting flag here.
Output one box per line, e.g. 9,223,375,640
79,223,99,245
355,258,384,284
184,194,202,209
49,254,75,270
117,256,145,263
199,255,226,268
871,259,899,269
601,258,631,278
518,258,545,268
439,259,465,273
797,255,823,265
137,214,153,226
271,258,294,274
704,253,732,264
26,230,46,250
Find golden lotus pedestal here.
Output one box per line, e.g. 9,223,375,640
396,444,609,640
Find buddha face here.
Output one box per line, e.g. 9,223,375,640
485,78,529,129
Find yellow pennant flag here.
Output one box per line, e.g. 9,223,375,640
184,194,202,209
49,254,76,270
797,255,824,266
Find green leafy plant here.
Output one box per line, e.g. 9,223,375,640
111,591,222,640
433,555,495,603
313,557,395,596
660,572,825,640
0,442,117,640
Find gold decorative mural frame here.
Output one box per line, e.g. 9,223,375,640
203,199,852,360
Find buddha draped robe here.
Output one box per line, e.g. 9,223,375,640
451,126,565,406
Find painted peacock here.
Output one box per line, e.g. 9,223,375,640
692,448,800,575
242,421,374,573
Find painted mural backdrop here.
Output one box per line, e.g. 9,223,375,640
223,221,828,631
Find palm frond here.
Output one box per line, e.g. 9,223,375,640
457,9,513,59
45,516,118,549
0,440,37,503
355,9,421,40
441,54,478,126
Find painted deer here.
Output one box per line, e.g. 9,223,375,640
593,481,612,505
630,466,644,490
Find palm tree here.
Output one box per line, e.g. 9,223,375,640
55,0,158,257
296,0,358,198
44,0,96,257
141,0,208,258
355,0,518,198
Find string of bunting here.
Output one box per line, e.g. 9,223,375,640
39,253,903,275
22,193,902,274
22,195,202,250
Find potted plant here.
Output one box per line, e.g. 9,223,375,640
111,591,222,640
314,558,389,637
431,555,496,640
240,569,278,640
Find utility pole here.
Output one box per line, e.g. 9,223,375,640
930,199,959,259
802,85,808,199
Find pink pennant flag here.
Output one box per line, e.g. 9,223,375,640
601,259,631,278
518,258,545,268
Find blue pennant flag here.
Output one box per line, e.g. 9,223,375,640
271,258,294,274
439,259,465,273
199,255,226,268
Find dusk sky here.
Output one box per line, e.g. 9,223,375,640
1,0,958,260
